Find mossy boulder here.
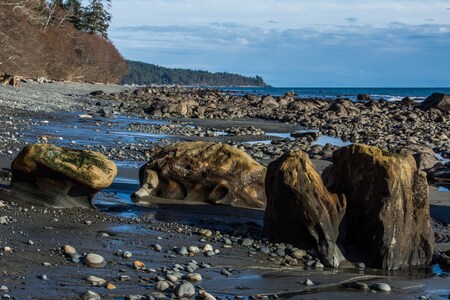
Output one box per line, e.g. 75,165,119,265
132,142,266,209
8,144,117,208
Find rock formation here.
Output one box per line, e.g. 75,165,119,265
7,144,117,208
132,142,266,209
322,144,434,270
263,151,346,267
422,93,450,112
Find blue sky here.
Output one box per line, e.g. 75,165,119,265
108,0,450,87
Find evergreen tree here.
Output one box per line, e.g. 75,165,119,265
64,0,83,30
82,0,111,38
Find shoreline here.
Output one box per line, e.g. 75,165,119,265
0,81,449,299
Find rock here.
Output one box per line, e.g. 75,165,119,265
9,144,117,208
198,290,216,300
303,279,314,286
132,142,266,209
263,150,346,268
291,249,307,259
105,283,116,290
133,260,145,270
186,273,202,282
370,283,391,292
63,245,77,256
188,246,200,254
323,144,434,270
401,144,440,170
81,290,101,300
156,280,169,291
422,93,450,112
122,251,132,258
86,275,106,286
174,281,196,298
241,238,253,247
199,229,212,238
84,253,106,268
357,94,371,101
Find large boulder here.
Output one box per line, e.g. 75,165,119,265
322,144,434,270
132,142,266,209
421,93,450,112
263,151,346,267
7,144,117,208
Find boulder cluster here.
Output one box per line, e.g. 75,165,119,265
4,141,436,270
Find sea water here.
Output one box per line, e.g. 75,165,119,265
220,87,450,101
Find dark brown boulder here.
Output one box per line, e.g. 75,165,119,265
322,144,434,270
132,142,266,209
421,93,450,112
263,151,346,267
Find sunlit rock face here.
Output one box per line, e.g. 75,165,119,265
132,141,267,209
322,144,434,270
9,144,117,208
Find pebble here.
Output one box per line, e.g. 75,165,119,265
85,253,106,268
133,260,145,270
81,290,101,300
39,274,48,280
303,279,314,286
188,246,200,254
156,280,170,292
314,261,324,269
0,286,8,292
178,246,189,256
199,229,212,238
186,273,202,282
63,245,77,256
291,249,307,259
0,216,7,225
241,238,253,247
122,251,132,258
86,275,106,286
166,274,178,283
106,282,116,290
153,244,162,252
174,281,196,298
203,244,213,252
370,283,391,292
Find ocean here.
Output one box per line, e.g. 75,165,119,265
220,87,450,102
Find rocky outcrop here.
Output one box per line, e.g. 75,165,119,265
8,144,117,208
263,151,346,267
422,93,450,112
132,142,266,209
322,144,434,270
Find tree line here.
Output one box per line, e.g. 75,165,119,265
37,0,112,38
122,60,269,87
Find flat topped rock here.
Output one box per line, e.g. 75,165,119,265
12,144,117,190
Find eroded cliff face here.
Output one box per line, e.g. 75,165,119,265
133,142,267,209
322,144,434,270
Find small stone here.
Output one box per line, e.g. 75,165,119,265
3,246,12,252
153,244,162,252
291,249,307,259
186,273,202,282
174,281,196,298
85,220,92,225
85,253,106,268
0,286,8,292
122,251,132,258
86,275,106,286
40,274,48,280
346,282,369,291
156,280,169,292
166,274,178,283
106,282,116,290
188,246,200,254
63,245,77,256
133,260,145,270
241,238,253,247
198,290,216,300
0,216,7,224
314,261,324,269
81,290,101,300
178,246,189,256
27,240,34,245
199,229,212,238
42,262,52,267
221,268,231,276
303,279,314,286
356,262,365,269
370,283,391,292
276,248,286,257
203,244,213,252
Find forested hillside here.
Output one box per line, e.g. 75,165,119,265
0,0,127,83
122,60,269,87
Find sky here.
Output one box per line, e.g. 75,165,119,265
108,0,450,87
